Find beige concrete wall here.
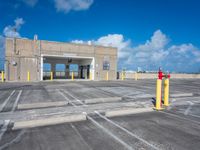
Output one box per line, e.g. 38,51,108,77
119,72,200,79
5,38,117,81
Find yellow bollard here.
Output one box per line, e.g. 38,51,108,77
164,78,169,106
90,72,92,80
1,71,4,82
135,72,138,81
106,72,109,81
71,72,74,81
121,71,124,80
50,72,53,81
155,79,163,110
27,71,30,82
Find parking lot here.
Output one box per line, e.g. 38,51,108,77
0,79,200,150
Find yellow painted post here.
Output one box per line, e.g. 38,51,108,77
90,72,92,80
121,71,124,80
155,79,163,110
1,71,4,82
71,72,74,81
164,78,169,106
135,72,138,81
50,72,53,81
27,71,30,82
106,72,109,81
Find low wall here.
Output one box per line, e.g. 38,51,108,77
119,72,200,79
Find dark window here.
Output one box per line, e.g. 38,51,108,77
103,56,110,70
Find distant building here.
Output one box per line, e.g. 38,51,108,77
5,37,117,81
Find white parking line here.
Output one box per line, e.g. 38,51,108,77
188,114,200,119
0,90,15,112
160,111,200,125
62,90,86,106
184,101,194,115
59,90,133,149
58,90,77,107
11,90,22,112
0,120,10,141
85,113,133,150
70,124,93,150
94,111,159,150
64,90,160,150
0,130,25,150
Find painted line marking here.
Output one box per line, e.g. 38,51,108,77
70,124,93,150
0,120,10,141
85,112,133,150
67,90,158,150
188,113,200,119
63,91,134,150
0,130,25,150
184,101,194,115
58,90,77,107
11,90,22,112
160,111,200,125
0,90,15,112
94,111,159,150
61,90,87,106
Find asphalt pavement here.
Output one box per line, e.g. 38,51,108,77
0,79,200,150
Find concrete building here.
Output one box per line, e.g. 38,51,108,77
5,37,117,81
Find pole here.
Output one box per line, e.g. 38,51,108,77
155,79,163,110
106,72,109,81
121,71,124,80
135,72,138,81
50,72,53,81
1,71,4,82
72,72,74,81
27,71,30,82
164,78,169,106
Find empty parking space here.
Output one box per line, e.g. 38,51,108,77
0,79,200,150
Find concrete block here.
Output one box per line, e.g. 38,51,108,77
84,97,122,104
13,114,86,130
17,101,68,110
105,107,153,118
170,93,193,98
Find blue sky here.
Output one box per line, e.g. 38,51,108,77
0,0,200,72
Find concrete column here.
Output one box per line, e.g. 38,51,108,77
40,56,43,81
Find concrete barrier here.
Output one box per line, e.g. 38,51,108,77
84,97,122,104
170,93,193,98
13,114,86,130
119,72,200,79
18,101,68,110
105,107,153,118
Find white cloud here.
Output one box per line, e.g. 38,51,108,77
20,0,38,7
3,18,24,38
94,34,131,59
71,29,200,72
0,18,25,68
72,34,130,59
121,30,169,71
54,0,93,13
95,34,130,49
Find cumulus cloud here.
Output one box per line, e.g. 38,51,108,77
3,18,24,38
72,34,131,59
54,0,93,13
71,29,200,72
0,18,25,69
